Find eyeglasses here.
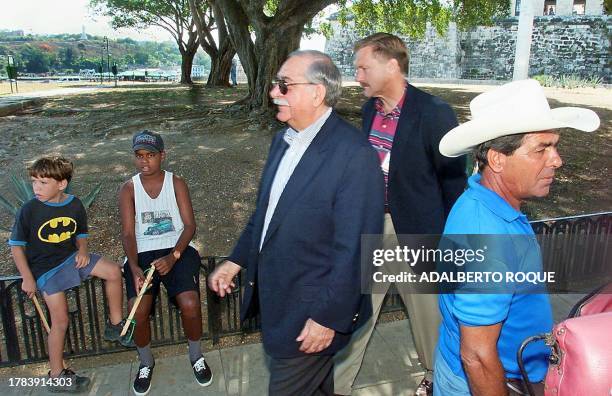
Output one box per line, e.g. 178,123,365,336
272,79,314,95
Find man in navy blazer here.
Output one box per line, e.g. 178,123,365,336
208,50,384,395
334,33,467,396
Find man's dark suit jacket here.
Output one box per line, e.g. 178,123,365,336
362,83,466,235
228,111,385,358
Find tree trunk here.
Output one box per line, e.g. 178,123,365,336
216,0,334,111
179,29,199,85
207,46,234,86
248,25,304,109
190,0,236,87
180,48,196,84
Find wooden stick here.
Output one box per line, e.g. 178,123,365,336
32,294,68,369
120,266,156,337
32,294,51,333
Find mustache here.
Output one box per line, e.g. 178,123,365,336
273,98,289,106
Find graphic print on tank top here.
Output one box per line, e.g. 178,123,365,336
141,210,176,236
133,171,193,253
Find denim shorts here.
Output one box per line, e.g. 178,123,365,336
37,253,101,296
433,346,472,396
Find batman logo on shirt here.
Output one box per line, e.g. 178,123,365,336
37,217,77,243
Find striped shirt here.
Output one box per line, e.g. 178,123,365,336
368,88,407,204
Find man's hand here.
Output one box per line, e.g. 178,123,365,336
130,265,146,294
296,318,335,354
75,251,90,268
21,277,37,299
151,254,176,276
207,260,241,297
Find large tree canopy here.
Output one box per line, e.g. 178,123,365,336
91,0,200,84
333,0,510,38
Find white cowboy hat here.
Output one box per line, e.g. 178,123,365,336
439,79,600,157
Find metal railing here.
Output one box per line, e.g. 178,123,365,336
1,212,610,367
531,211,611,290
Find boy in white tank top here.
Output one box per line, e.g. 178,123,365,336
119,131,212,395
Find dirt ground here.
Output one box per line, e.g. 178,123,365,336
0,82,610,275
0,80,105,96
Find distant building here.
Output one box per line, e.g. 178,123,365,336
512,0,604,16
79,69,96,79
80,26,88,41
191,64,208,78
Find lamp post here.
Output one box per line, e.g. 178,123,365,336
104,36,110,82
100,39,104,84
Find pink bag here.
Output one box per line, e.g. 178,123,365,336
518,284,612,396
544,312,612,395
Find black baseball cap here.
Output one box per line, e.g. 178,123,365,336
133,130,164,152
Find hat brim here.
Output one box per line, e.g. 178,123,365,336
133,144,162,153
439,107,600,157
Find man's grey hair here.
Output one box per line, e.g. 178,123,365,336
474,133,526,172
288,50,343,107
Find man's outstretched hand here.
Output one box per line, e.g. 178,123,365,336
207,260,241,297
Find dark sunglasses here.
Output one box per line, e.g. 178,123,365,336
272,79,314,95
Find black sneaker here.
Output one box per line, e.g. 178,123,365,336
192,356,213,386
133,364,154,396
104,319,135,347
48,368,91,393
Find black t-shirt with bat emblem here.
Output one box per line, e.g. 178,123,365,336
9,195,88,279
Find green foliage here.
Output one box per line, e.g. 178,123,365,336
90,0,193,40
1,36,185,73
19,44,58,73
532,74,604,89
0,174,102,232
319,21,334,39
334,0,510,38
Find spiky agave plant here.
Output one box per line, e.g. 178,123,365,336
0,173,101,232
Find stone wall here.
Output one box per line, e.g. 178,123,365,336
460,16,611,81
325,15,611,83
324,21,461,79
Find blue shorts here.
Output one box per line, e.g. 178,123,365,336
433,346,471,396
36,253,101,296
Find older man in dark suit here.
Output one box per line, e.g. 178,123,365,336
208,50,384,396
334,33,467,396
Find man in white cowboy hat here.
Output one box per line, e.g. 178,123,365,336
435,79,599,396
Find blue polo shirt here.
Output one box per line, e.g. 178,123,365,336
437,174,553,382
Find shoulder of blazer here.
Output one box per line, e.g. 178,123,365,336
405,83,453,115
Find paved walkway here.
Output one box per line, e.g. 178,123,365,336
0,294,582,395
0,87,100,116
0,320,425,396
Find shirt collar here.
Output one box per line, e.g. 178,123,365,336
374,85,407,117
283,107,332,146
468,173,526,223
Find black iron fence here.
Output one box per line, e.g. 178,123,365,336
1,212,610,367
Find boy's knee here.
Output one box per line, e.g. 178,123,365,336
179,297,201,317
108,265,122,282
134,305,152,324
50,313,70,331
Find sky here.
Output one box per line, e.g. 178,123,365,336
0,0,327,50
